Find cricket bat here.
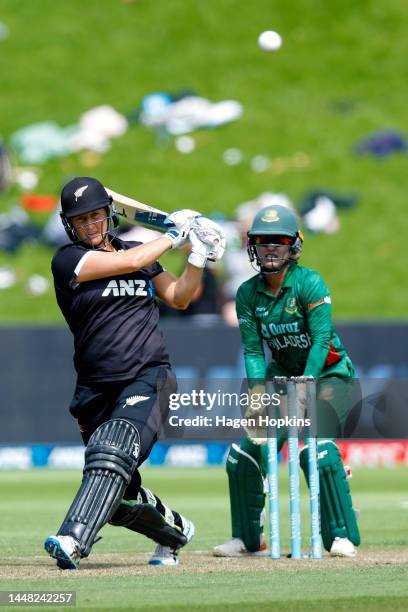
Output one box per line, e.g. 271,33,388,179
105,187,222,261
105,188,174,232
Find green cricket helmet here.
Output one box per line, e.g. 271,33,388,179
247,205,304,271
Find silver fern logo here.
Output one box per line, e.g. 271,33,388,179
124,395,149,407
74,185,88,201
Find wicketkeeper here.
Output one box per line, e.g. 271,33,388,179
214,204,360,558
44,176,225,569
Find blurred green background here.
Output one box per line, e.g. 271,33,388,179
0,0,406,321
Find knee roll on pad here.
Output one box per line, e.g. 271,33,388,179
58,419,140,556
300,440,360,552
84,418,140,478
226,441,265,552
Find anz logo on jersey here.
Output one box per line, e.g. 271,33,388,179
101,279,149,297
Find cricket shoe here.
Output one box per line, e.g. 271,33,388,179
329,537,357,558
149,544,179,566
148,517,195,566
44,535,82,569
213,535,269,558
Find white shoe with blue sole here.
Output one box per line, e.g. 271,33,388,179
44,535,82,570
148,518,195,566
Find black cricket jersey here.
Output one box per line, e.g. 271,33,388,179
51,236,170,383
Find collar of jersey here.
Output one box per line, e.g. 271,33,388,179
256,263,296,296
78,234,124,251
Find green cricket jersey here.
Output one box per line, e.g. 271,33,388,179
236,263,354,380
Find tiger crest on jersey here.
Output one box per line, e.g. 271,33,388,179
285,297,298,315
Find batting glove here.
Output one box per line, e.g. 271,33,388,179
191,217,226,261
165,209,201,248
188,229,215,268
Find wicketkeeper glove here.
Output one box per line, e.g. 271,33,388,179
243,384,268,445
165,209,201,248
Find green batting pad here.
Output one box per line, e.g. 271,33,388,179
226,439,265,551
300,440,360,551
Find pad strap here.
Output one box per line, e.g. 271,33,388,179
110,487,187,550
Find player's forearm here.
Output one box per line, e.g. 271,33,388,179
127,236,173,270
244,351,266,381
303,343,330,378
303,303,331,377
77,236,172,282
170,263,204,309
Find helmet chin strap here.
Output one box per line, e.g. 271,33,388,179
258,252,293,274
247,242,298,274
261,260,291,274
250,255,294,275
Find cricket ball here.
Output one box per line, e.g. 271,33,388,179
257,30,282,52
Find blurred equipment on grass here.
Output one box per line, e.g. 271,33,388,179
354,129,407,158
299,190,358,235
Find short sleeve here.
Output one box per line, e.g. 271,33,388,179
51,245,91,290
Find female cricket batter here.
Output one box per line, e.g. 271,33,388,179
44,176,224,569
214,204,360,559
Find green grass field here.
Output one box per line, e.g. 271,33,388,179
0,467,407,610
0,0,407,320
